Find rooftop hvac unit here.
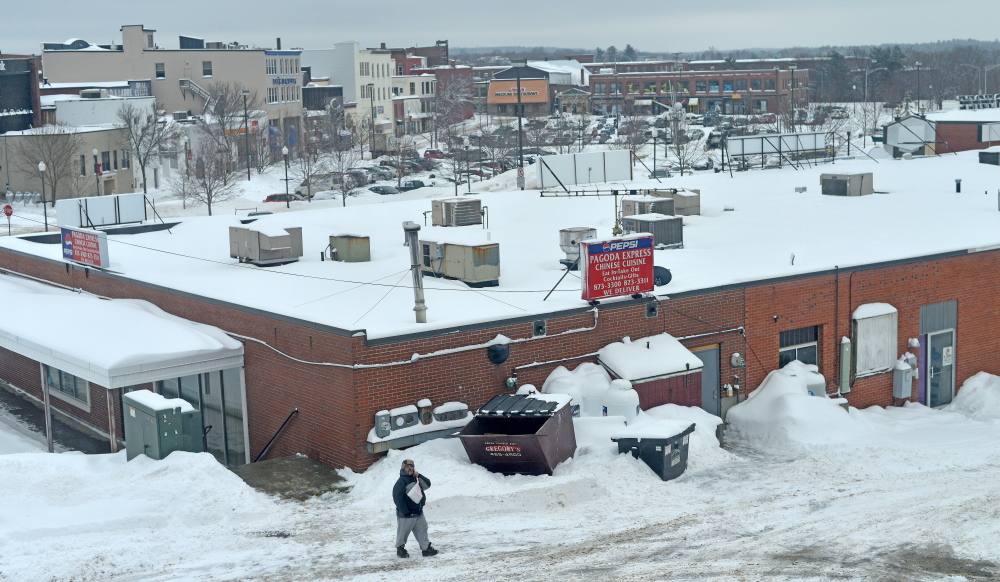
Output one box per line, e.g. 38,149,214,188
328,234,370,262
820,173,873,196
172,111,190,121
622,213,683,248
621,197,674,218
432,198,482,227
419,239,500,287
229,225,303,266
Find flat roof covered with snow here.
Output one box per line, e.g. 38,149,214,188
2,151,1000,341
0,275,243,388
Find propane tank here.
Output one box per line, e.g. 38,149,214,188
602,379,640,424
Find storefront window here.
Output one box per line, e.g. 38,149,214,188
626,82,640,94
723,80,734,92
695,80,706,93
736,79,747,92
751,79,762,91
765,79,776,91
610,83,622,95
677,81,689,94
644,82,657,94
155,369,246,466
594,83,606,95
709,80,720,93
660,81,671,93
43,365,89,407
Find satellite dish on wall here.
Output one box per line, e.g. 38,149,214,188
487,344,509,365
653,266,672,286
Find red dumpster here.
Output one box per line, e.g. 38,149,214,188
459,394,576,475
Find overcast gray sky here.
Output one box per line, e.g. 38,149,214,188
5,1,999,56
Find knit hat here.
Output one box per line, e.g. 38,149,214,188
401,459,415,468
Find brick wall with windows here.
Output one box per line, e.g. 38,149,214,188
4,244,1000,471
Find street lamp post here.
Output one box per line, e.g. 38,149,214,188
463,136,470,193
38,161,48,232
512,59,527,190
93,148,100,196
241,89,252,181
986,64,1000,95
853,85,857,114
788,65,797,133
367,83,376,159
282,145,290,209
960,64,983,95
914,62,922,112
651,128,657,176
864,66,887,145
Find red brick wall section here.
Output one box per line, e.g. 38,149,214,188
936,123,995,153
743,251,1000,409
6,245,1000,471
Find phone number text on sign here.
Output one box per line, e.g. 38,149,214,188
581,235,654,300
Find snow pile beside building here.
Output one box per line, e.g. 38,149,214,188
0,450,291,581
945,372,1000,422
725,363,859,453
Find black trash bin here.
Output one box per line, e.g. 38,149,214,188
612,421,695,481
459,394,576,476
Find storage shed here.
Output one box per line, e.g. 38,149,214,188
598,333,704,409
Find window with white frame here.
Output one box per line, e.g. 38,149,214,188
853,303,898,376
267,87,278,103
43,364,90,409
202,61,212,77
266,58,277,75
779,325,819,368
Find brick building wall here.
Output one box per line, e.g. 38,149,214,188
935,122,996,153
4,243,1000,472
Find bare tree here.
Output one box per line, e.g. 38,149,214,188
328,131,362,207
188,142,240,216
167,170,197,209
195,81,263,172
388,133,418,187
116,100,169,194
434,74,474,150
12,123,84,206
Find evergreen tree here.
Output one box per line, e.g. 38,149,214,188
595,46,605,62
607,46,618,63
623,44,637,62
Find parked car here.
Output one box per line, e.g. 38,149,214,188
398,180,428,191
263,193,305,203
423,148,446,159
370,185,400,195
413,159,437,171
691,159,715,171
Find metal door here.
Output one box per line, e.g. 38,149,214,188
694,347,720,416
927,330,955,407
140,410,158,458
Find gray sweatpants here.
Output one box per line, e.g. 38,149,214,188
396,513,430,550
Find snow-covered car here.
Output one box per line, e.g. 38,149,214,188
370,185,399,195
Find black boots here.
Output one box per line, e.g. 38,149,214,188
422,544,439,557
396,546,409,558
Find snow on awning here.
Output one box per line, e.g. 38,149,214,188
0,275,243,389
597,333,703,383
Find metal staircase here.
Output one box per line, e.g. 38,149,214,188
179,78,216,114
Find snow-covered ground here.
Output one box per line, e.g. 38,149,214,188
4,371,1000,581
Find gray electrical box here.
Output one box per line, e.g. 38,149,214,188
123,390,204,461
820,173,874,196
892,354,917,399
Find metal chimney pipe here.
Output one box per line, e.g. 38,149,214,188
403,221,428,323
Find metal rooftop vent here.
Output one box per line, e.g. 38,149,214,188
558,227,596,269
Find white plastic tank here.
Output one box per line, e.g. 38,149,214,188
574,362,612,417
542,366,583,416
602,379,640,424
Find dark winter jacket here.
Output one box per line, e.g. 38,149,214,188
393,469,431,518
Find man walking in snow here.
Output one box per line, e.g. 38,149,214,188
392,459,438,558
